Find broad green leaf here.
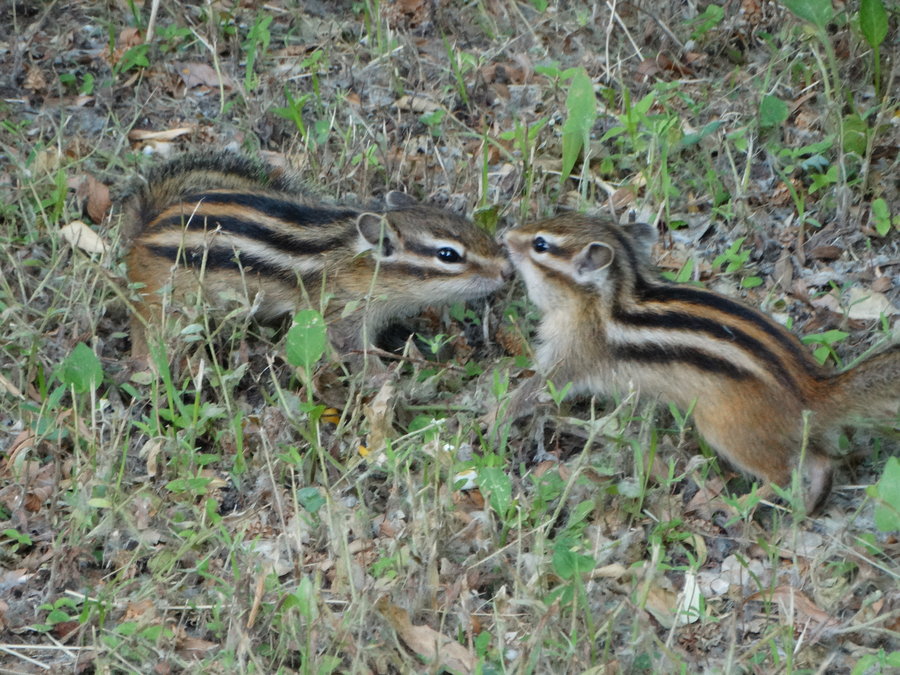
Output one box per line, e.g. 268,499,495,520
59,342,103,394
871,198,892,236
689,4,725,40
560,68,596,181
873,457,900,532
759,95,789,129
165,477,214,494
551,543,596,580
478,466,512,518
842,114,868,155
741,276,764,288
801,329,849,345
677,120,725,148
782,0,833,29
286,309,328,369
860,0,888,49
298,487,325,514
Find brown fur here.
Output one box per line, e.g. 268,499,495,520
123,152,510,361
501,214,899,512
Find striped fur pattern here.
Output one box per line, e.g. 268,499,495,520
503,214,900,512
124,152,510,359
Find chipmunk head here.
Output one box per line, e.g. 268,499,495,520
503,214,657,311
353,191,511,303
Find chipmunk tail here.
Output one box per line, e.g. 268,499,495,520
826,342,900,425
118,151,301,241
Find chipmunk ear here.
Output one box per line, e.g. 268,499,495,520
384,191,418,209
627,222,658,259
357,213,400,257
574,242,614,278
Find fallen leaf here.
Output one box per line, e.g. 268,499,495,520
140,438,164,477
0,372,24,399
749,585,839,633
123,598,157,622
590,563,627,580
774,249,793,293
32,148,62,175
177,636,219,657
174,62,232,89
59,221,108,255
68,174,111,223
871,276,891,293
394,94,442,114
128,127,194,141
52,620,80,640
845,286,898,320
376,596,475,673
644,583,678,628
644,573,702,628
809,245,842,261
24,65,48,92
363,377,397,456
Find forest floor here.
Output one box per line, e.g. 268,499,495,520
0,0,898,673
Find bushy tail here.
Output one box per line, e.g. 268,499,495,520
827,343,900,424
118,152,298,240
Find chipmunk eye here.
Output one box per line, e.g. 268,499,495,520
532,236,549,253
437,246,463,263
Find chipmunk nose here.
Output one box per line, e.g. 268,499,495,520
500,257,514,281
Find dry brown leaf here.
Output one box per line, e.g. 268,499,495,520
871,276,892,293
809,289,842,313
376,596,476,673
177,636,219,658
24,481,54,512
493,325,528,356
644,573,702,628
32,148,62,175
4,430,35,468
590,563,627,580
363,377,397,456
124,598,157,622
774,249,793,293
128,127,194,142
384,0,430,27
140,438,164,477
394,94,442,114
60,221,108,255
809,245,842,261
608,185,636,210
86,180,111,224
845,286,898,320
0,371,24,399
68,174,112,223
643,583,678,628
53,620,80,639
111,27,143,65
24,65,48,92
750,585,839,632
811,286,898,319
175,62,232,89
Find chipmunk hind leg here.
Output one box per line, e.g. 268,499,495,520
692,395,833,511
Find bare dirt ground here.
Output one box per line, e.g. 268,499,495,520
0,0,898,673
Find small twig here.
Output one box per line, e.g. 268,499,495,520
0,645,51,670
145,0,161,44
606,1,644,62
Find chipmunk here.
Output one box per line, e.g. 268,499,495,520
122,152,511,361
499,213,900,512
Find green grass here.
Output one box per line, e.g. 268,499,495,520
0,0,897,672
